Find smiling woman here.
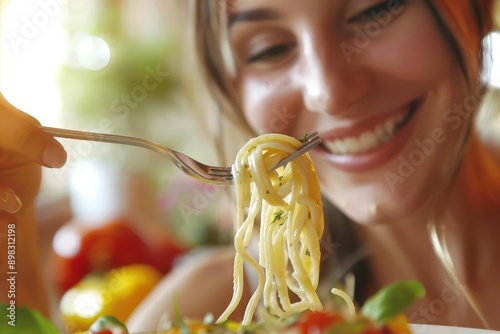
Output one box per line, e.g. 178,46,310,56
160,0,500,330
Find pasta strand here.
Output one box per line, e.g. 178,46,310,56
217,133,324,326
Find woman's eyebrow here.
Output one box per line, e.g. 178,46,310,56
228,8,281,27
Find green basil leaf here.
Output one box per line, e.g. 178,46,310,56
0,304,59,334
89,315,129,333
361,280,425,324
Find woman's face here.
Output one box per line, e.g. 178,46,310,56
228,0,473,224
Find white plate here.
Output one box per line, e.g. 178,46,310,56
411,324,500,334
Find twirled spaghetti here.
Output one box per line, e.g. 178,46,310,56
217,133,324,326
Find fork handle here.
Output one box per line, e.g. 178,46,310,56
43,126,137,144
41,126,175,157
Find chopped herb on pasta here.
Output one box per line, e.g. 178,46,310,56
217,133,324,325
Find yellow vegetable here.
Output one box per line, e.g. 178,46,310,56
386,314,412,334
60,264,161,332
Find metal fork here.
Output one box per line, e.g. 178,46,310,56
41,126,321,185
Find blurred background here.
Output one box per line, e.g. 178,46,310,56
1,0,500,332
1,0,225,242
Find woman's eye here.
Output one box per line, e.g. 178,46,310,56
247,43,295,64
348,0,406,23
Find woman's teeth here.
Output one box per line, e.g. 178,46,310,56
324,110,410,155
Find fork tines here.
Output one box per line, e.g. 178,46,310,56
208,132,321,181
272,132,321,170
208,166,233,178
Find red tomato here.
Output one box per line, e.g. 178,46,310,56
49,219,187,294
295,310,342,334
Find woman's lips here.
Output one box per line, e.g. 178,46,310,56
317,97,424,173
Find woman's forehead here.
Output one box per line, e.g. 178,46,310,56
225,0,344,21
228,0,288,9
226,0,314,24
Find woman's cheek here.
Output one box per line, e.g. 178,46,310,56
240,78,296,135
240,79,267,132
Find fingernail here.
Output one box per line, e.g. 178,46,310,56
42,142,67,168
0,190,23,214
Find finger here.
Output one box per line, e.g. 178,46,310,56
0,187,22,214
0,93,67,168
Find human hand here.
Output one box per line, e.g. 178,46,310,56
0,92,67,214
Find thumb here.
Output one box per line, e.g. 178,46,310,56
0,187,23,214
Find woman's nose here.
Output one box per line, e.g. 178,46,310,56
296,33,372,115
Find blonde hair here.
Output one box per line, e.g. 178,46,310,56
187,0,255,165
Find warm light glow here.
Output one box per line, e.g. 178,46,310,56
0,0,66,126
76,35,111,71
53,225,82,258
69,161,126,223
484,32,500,88
60,288,103,319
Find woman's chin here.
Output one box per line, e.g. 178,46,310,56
328,192,429,227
